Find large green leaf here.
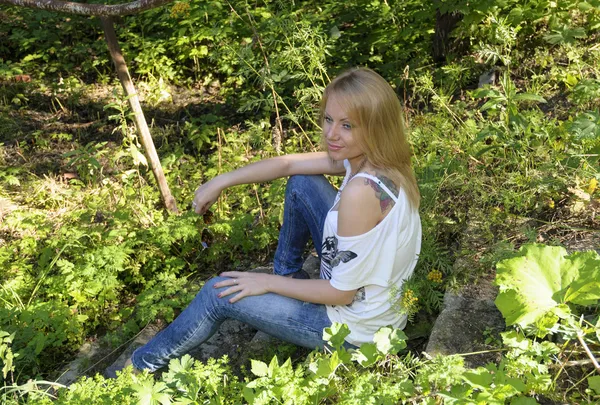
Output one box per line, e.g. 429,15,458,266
494,244,600,331
562,251,600,305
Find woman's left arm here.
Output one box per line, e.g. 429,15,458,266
216,274,356,305
217,178,382,306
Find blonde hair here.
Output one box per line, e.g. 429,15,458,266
320,67,420,209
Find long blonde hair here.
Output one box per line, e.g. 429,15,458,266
320,67,420,209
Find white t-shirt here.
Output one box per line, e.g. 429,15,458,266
320,161,422,346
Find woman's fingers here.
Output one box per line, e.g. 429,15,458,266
227,289,247,304
213,275,242,289
192,199,212,214
220,271,243,278
191,181,222,215
214,273,268,303
218,286,242,300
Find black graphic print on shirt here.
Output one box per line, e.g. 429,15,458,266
320,236,358,280
348,287,366,308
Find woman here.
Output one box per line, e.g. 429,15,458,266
130,67,421,372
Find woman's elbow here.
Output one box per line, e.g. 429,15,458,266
332,289,357,306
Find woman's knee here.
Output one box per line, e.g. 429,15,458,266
202,276,226,290
192,277,228,307
286,175,326,196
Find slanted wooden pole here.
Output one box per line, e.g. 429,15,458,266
101,17,178,213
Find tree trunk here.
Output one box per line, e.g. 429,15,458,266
101,17,178,213
432,10,466,63
0,0,173,16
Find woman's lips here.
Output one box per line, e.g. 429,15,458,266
328,143,342,151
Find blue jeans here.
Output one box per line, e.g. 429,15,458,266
132,175,339,372
273,175,338,275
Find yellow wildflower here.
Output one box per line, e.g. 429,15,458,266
588,178,598,195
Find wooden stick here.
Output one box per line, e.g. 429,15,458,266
577,331,600,373
101,17,178,213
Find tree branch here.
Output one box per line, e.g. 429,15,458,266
0,0,174,16
577,331,600,373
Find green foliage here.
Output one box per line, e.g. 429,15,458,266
472,72,547,141
62,142,107,185
0,330,16,380
571,111,600,141
1,0,600,403
495,244,600,336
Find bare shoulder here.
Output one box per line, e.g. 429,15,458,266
336,177,382,237
360,169,399,215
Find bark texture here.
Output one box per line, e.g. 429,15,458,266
0,0,173,16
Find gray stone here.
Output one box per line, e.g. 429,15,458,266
103,323,163,378
302,252,321,278
425,278,505,368
188,319,258,368
425,218,506,368
56,341,101,386
562,233,600,254
478,69,497,88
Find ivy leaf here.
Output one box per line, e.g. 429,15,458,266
506,377,526,393
513,93,546,103
570,111,600,140
314,351,340,378
543,26,586,44
268,355,279,378
168,354,195,373
494,244,600,334
242,387,256,404
438,384,472,402
495,245,575,327
133,380,172,405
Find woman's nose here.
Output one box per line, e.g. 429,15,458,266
326,124,338,139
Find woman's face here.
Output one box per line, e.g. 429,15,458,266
323,94,364,164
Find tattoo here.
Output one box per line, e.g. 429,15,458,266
365,174,398,213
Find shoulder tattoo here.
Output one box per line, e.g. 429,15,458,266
364,173,398,213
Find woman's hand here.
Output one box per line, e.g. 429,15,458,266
192,178,224,214
214,271,272,303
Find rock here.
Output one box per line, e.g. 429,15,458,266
425,277,505,368
478,69,497,88
425,218,506,368
56,341,101,386
240,330,283,365
188,319,259,370
403,311,437,353
562,233,600,254
103,323,163,379
302,252,321,278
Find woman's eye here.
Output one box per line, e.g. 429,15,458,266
325,116,333,123
342,123,352,130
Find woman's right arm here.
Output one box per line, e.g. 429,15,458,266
192,152,344,214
